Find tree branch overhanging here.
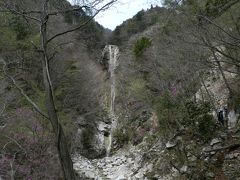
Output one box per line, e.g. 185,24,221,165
0,2,41,22
197,15,240,41
0,59,49,119
47,0,116,43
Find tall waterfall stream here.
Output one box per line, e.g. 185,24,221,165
106,45,119,157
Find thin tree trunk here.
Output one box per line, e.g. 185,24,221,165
202,35,234,97
200,77,218,115
40,1,76,179
211,50,233,97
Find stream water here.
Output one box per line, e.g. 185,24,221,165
106,45,119,157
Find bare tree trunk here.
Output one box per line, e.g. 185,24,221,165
201,35,234,97
211,50,233,97
200,77,218,115
40,1,76,180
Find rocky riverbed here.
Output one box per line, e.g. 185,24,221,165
73,142,175,180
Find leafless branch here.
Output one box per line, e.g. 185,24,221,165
0,59,49,119
0,104,6,116
198,15,240,41
0,3,41,22
47,0,116,43
204,143,240,153
1,135,26,154
48,6,89,16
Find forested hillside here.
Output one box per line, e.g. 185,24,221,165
0,0,240,179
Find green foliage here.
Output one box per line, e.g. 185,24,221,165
185,101,216,141
129,78,152,103
110,7,165,45
0,14,36,52
81,128,95,149
197,114,215,139
9,16,30,40
163,0,179,7
182,0,206,15
205,0,231,16
229,81,240,110
154,92,216,140
126,21,139,34
0,27,17,50
64,12,74,24
185,100,211,119
0,14,17,50
59,111,76,144
133,37,152,57
160,18,180,36
78,20,105,49
154,94,184,137
181,0,239,17
113,127,133,146
29,81,46,111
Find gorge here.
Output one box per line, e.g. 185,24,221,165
0,0,240,180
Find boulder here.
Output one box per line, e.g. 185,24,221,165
210,138,222,146
166,141,177,149
180,165,188,173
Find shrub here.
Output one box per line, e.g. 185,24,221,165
154,94,184,137
9,16,30,40
135,10,144,21
154,93,216,140
113,128,130,146
197,113,216,140
185,101,216,141
0,108,61,179
133,37,152,57
129,78,152,103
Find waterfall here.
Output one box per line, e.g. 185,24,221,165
106,45,119,157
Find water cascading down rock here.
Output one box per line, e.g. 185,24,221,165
106,45,119,157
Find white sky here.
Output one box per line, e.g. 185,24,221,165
68,0,162,30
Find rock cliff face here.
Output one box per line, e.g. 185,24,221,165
195,55,239,129
72,45,120,159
